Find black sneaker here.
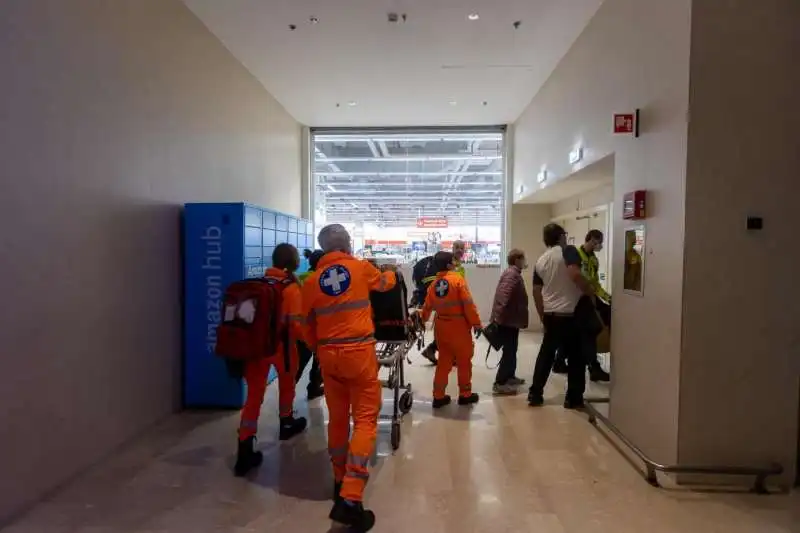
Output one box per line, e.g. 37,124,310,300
307,386,325,401
527,394,544,407
421,345,438,365
432,395,451,409
233,436,263,477
552,359,568,374
563,398,586,410
329,499,376,532
279,415,307,441
332,481,342,502
589,367,611,382
457,393,479,406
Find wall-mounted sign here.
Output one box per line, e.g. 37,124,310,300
416,216,448,229
613,109,640,137
537,169,548,184
622,190,647,219
569,147,583,165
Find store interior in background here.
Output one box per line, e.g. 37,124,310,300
312,128,506,267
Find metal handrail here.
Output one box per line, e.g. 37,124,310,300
584,398,783,494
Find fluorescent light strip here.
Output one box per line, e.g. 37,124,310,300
314,171,503,176
314,156,502,163
313,135,502,143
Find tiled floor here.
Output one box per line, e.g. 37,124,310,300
4,333,799,532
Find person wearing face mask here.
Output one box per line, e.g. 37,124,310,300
489,249,530,395
552,230,611,382
419,240,467,364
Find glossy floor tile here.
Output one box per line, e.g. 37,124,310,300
4,332,798,533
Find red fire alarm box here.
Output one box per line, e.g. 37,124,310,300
613,109,640,137
623,190,647,219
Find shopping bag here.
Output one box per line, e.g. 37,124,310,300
481,322,504,351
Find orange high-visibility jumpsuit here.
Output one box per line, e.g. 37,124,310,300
301,252,396,502
238,268,303,440
421,271,481,400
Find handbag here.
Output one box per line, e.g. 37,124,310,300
482,322,504,351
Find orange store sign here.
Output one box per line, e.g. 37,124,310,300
416,216,448,228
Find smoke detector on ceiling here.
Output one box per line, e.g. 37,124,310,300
387,12,407,24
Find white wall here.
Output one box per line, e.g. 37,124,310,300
514,0,693,463
508,202,553,331
0,0,301,521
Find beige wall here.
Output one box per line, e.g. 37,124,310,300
0,0,301,521
679,0,800,482
514,0,693,463
508,203,552,330
550,184,614,220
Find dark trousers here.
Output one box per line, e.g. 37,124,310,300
554,298,611,369
494,325,520,385
295,341,323,391
529,313,584,403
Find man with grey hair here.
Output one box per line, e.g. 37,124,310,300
301,223,397,531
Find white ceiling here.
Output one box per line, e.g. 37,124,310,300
183,0,604,127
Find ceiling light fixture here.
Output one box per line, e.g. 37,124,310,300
449,100,458,106
347,101,357,107
468,13,480,21
309,16,319,24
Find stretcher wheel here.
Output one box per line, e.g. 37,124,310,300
390,422,401,450
399,391,413,414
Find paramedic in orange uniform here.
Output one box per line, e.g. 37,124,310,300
421,251,481,408
234,243,307,477
301,224,396,532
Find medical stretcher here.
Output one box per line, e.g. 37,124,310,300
370,271,425,450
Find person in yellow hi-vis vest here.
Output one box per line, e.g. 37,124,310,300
295,249,324,399
420,240,467,364
553,230,611,382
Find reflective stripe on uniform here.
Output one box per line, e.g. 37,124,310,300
345,471,370,480
422,275,437,284
317,335,375,346
314,299,370,316
347,453,370,468
329,445,348,465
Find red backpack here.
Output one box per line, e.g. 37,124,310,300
215,277,292,361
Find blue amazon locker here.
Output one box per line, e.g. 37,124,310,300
183,202,315,408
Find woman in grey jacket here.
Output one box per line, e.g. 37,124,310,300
490,249,529,394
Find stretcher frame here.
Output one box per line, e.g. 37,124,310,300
375,309,425,450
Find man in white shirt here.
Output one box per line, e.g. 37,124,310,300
528,223,594,409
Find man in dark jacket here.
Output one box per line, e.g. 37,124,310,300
490,248,529,395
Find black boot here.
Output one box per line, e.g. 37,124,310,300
233,436,263,477
279,415,307,441
589,365,610,383
552,358,568,375
329,499,376,532
421,344,438,365
457,393,479,406
563,397,586,410
432,395,451,409
333,481,343,502
307,385,324,401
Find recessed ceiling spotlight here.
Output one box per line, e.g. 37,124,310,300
468,13,480,21
482,101,488,106
347,101,357,107
309,16,319,24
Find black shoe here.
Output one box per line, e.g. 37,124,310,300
432,395,451,409
457,393,479,406
589,367,611,382
329,499,376,532
552,359,568,374
307,386,324,401
333,481,343,502
279,415,307,441
564,398,586,410
233,436,263,477
527,394,544,407
421,346,438,365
